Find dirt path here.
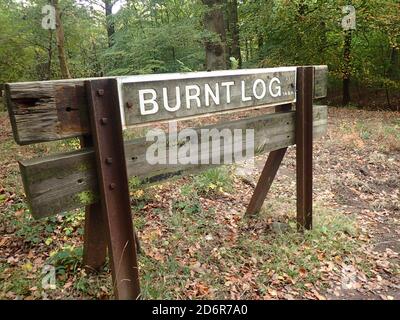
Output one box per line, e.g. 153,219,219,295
237,107,400,299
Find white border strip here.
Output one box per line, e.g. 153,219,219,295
118,66,297,84
117,78,127,129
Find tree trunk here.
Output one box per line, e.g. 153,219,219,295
387,47,399,110
53,0,71,79
202,0,227,70
226,0,241,68
388,47,399,80
257,33,264,62
245,38,249,62
342,30,352,106
45,30,53,80
104,0,115,48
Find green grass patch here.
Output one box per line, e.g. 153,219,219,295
192,167,234,195
138,200,367,298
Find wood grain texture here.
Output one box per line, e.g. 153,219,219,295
121,70,296,126
20,105,327,219
296,67,314,231
245,148,287,215
6,66,327,145
5,81,89,145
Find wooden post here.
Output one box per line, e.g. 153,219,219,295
85,79,140,300
296,66,314,231
80,135,108,272
245,104,292,216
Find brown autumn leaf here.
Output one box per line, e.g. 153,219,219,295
299,267,308,278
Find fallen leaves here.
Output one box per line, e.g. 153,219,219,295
1,108,400,300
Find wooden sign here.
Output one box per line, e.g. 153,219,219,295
19,105,327,218
5,66,327,300
119,67,296,127
119,66,327,127
5,66,327,144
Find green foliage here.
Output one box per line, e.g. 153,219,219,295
103,0,205,75
6,204,58,245
76,191,97,206
48,245,83,275
129,176,142,190
192,167,234,195
0,0,106,82
1,0,398,105
229,57,239,70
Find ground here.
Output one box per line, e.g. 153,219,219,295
0,106,399,300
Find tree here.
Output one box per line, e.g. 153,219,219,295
202,0,227,70
104,0,116,48
226,0,241,68
342,29,352,105
52,0,71,78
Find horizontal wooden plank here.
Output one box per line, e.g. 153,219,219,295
5,80,90,145
19,105,327,219
314,66,328,99
6,66,328,145
119,67,296,127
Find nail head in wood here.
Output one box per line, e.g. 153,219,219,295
126,101,133,108
100,118,108,125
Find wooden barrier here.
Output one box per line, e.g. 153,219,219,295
5,65,328,299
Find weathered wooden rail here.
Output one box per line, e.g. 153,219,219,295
19,105,327,218
5,66,327,145
5,66,328,299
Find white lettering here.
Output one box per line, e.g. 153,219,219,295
139,89,159,115
204,83,220,106
241,81,252,102
221,81,235,103
185,85,201,108
162,87,181,112
252,79,267,100
269,77,282,97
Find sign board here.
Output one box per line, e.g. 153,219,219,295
5,66,326,145
6,66,326,299
118,67,297,127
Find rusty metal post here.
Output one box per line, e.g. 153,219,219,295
85,79,140,299
296,66,314,231
245,104,292,216
80,136,107,272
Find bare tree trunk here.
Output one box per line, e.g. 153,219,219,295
386,47,399,110
46,30,53,80
342,30,352,106
245,38,249,62
202,0,227,70
53,0,71,79
257,33,264,62
104,0,115,48
388,46,399,80
226,0,241,68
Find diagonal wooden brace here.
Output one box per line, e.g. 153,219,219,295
245,104,292,216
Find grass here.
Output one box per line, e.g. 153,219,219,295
338,117,400,152
191,167,234,195
134,195,365,299
1,108,397,299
